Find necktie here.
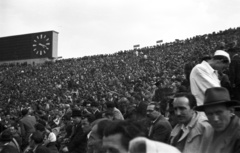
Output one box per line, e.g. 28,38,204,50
172,129,183,146
148,121,154,137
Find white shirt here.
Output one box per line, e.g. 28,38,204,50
48,132,57,142
190,61,220,106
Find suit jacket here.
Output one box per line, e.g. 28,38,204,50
229,50,240,87
170,112,213,153
20,115,37,139
46,142,59,153
68,123,88,153
148,115,172,143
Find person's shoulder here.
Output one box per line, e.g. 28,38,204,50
191,63,211,76
193,62,207,70
194,112,210,125
156,115,166,121
35,145,51,153
156,116,171,127
113,108,123,114
196,119,213,132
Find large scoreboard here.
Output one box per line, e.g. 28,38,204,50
0,31,58,62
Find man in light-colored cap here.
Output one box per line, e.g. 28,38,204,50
190,50,230,106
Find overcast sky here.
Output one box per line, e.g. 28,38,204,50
0,0,240,58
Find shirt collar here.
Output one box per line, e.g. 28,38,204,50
180,112,197,131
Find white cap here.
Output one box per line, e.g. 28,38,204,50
214,50,231,63
129,137,180,153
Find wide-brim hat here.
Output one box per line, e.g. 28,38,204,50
195,87,240,111
71,109,82,117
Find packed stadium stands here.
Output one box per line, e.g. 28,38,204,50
0,27,240,153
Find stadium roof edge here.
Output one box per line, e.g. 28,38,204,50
0,30,59,39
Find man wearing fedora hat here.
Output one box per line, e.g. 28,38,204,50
190,50,231,106
195,87,240,153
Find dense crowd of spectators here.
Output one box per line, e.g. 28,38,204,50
0,27,240,153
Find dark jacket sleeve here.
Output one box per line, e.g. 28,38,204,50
68,132,88,153
152,121,172,143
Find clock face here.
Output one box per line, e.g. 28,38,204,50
32,34,51,56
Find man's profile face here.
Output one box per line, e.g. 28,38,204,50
81,118,91,133
102,133,128,153
205,104,232,132
72,116,81,124
146,105,158,120
173,97,194,125
215,60,229,71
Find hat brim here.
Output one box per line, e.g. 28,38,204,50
195,100,240,111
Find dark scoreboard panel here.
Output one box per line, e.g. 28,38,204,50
0,31,55,61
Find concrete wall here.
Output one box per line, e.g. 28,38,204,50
0,58,54,65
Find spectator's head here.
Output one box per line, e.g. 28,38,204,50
30,131,44,145
155,80,163,88
81,114,95,133
91,101,99,108
71,109,82,124
91,101,99,112
146,102,161,120
103,120,144,153
85,101,92,109
0,130,13,143
173,93,197,125
21,109,29,116
5,115,10,120
195,87,240,132
35,123,45,133
210,50,230,71
106,102,115,112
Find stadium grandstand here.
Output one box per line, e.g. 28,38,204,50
0,27,240,153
